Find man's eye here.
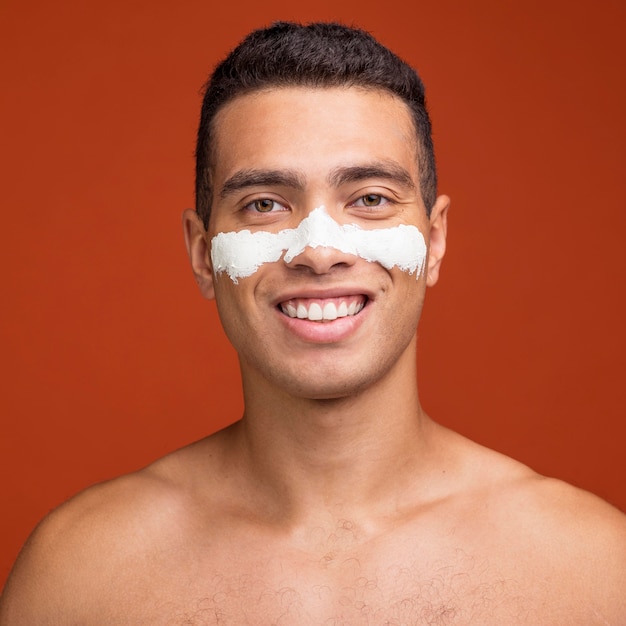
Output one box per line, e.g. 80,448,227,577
354,194,388,207
245,199,288,213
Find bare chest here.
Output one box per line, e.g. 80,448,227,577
164,571,528,625
117,544,538,625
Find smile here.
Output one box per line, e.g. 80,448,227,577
279,296,367,322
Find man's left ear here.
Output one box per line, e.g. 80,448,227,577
426,194,450,287
182,208,216,300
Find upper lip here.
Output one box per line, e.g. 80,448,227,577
271,285,377,306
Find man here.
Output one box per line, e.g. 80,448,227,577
1,21,625,625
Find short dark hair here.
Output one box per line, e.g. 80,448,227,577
195,21,437,228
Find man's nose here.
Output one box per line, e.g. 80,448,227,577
281,205,360,274
283,243,357,275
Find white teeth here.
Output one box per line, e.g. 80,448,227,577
308,302,323,321
281,298,366,321
322,302,338,320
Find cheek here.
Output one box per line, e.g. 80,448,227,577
384,271,427,332
211,229,285,284
353,226,427,278
211,277,254,343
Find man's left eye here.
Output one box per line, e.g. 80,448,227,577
354,194,388,207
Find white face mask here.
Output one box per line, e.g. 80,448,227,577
210,206,427,284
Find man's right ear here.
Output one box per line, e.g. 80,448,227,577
182,208,215,300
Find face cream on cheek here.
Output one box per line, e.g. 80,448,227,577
210,229,288,283
210,207,426,283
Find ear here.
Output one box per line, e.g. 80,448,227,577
426,194,450,287
182,208,215,300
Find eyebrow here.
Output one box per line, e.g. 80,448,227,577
219,169,306,199
327,162,416,190
219,161,416,200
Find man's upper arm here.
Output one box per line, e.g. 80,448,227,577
0,509,87,625
538,480,626,621
1,470,173,625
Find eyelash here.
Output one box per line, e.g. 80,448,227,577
350,193,392,208
243,198,289,213
242,193,393,214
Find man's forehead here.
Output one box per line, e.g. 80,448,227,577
217,82,399,104
212,84,415,131
210,86,420,185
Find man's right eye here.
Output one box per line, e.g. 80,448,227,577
244,198,288,213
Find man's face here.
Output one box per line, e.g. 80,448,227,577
184,87,448,400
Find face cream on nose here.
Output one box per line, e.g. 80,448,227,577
210,206,426,283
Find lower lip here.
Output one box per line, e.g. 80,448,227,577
277,305,369,343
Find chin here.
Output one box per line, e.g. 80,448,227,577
267,362,396,401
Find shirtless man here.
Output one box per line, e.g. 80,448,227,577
2,22,625,625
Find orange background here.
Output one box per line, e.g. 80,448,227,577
1,0,625,587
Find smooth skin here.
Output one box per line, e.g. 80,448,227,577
2,87,625,625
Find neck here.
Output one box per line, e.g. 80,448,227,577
227,343,442,525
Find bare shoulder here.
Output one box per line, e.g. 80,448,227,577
473,434,626,553
484,442,626,546
449,427,626,526
451,432,626,620
506,465,626,558
515,471,626,621
0,436,221,625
